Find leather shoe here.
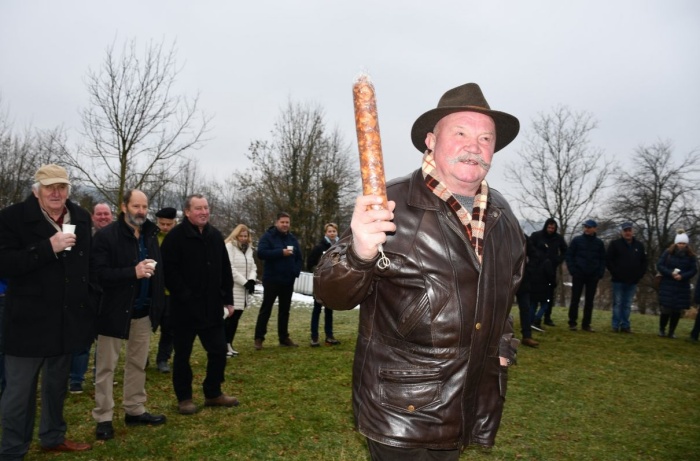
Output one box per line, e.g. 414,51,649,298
95,421,114,440
254,338,264,350
204,394,239,407
178,399,197,415
42,439,91,452
521,338,539,348
279,337,298,347
124,412,167,426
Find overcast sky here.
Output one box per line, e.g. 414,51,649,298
1,0,698,216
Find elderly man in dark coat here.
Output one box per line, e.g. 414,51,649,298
0,164,94,458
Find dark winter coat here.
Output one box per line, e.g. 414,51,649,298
525,234,555,302
306,236,336,272
657,249,697,311
0,194,97,357
605,237,647,284
566,232,606,278
529,218,568,269
257,226,302,285
91,213,165,338
161,218,233,329
314,169,525,450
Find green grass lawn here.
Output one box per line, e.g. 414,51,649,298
18,297,700,460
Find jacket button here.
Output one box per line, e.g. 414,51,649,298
475,323,482,330
407,405,415,412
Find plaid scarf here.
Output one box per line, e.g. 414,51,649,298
421,151,489,262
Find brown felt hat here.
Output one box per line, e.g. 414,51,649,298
411,83,520,153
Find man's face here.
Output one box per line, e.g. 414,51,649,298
424,111,496,196
92,204,113,230
156,217,176,234
185,197,210,228
583,225,596,236
121,191,148,228
275,216,291,234
546,223,556,235
34,183,69,215
622,227,634,241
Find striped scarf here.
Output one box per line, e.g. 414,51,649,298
421,151,489,262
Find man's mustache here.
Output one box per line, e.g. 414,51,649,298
448,153,491,171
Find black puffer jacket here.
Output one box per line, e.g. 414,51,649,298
566,232,605,278
606,237,647,284
92,214,165,338
314,169,525,450
657,249,697,311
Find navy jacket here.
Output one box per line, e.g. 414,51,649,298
257,226,302,285
0,195,96,357
566,232,606,278
657,249,697,311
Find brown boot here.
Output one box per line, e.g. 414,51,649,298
204,394,240,407
178,399,197,415
254,338,263,350
522,338,539,348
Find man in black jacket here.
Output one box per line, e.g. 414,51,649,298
529,218,568,327
0,164,93,457
161,194,238,415
91,190,166,441
566,219,606,332
606,222,647,333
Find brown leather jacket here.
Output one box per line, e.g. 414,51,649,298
314,169,525,450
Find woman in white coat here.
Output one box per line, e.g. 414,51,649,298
224,224,257,356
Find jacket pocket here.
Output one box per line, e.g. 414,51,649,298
379,367,442,413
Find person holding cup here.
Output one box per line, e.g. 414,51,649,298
253,212,302,349
0,164,94,456
91,189,166,440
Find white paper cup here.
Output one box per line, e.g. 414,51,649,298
287,245,294,253
145,260,157,270
223,307,229,319
62,224,76,251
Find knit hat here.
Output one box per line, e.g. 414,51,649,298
675,231,689,244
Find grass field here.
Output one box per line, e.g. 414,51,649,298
15,295,700,460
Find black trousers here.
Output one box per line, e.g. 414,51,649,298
254,281,294,342
172,324,227,402
224,310,244,344
366,439,460,461
1,354,71,459
568,274,599,328
156,295,174,363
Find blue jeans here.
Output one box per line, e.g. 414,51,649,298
531,300,550,324
310,298,333,341
69,345,91,385
611,282,636,330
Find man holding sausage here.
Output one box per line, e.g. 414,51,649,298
314,83,525,460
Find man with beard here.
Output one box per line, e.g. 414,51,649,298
91,190,166,441
529,218,568,328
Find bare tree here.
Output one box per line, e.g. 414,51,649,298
608,140,700,313
0,101,66,207
505,105,613,306
232,101,358,261
505,105,614,240
63,39,209,207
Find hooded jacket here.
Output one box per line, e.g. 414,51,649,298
314,169,525,450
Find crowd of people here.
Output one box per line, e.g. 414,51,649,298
517,218,700,347
1,80,699,460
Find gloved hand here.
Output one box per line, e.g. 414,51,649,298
244,279,255,294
